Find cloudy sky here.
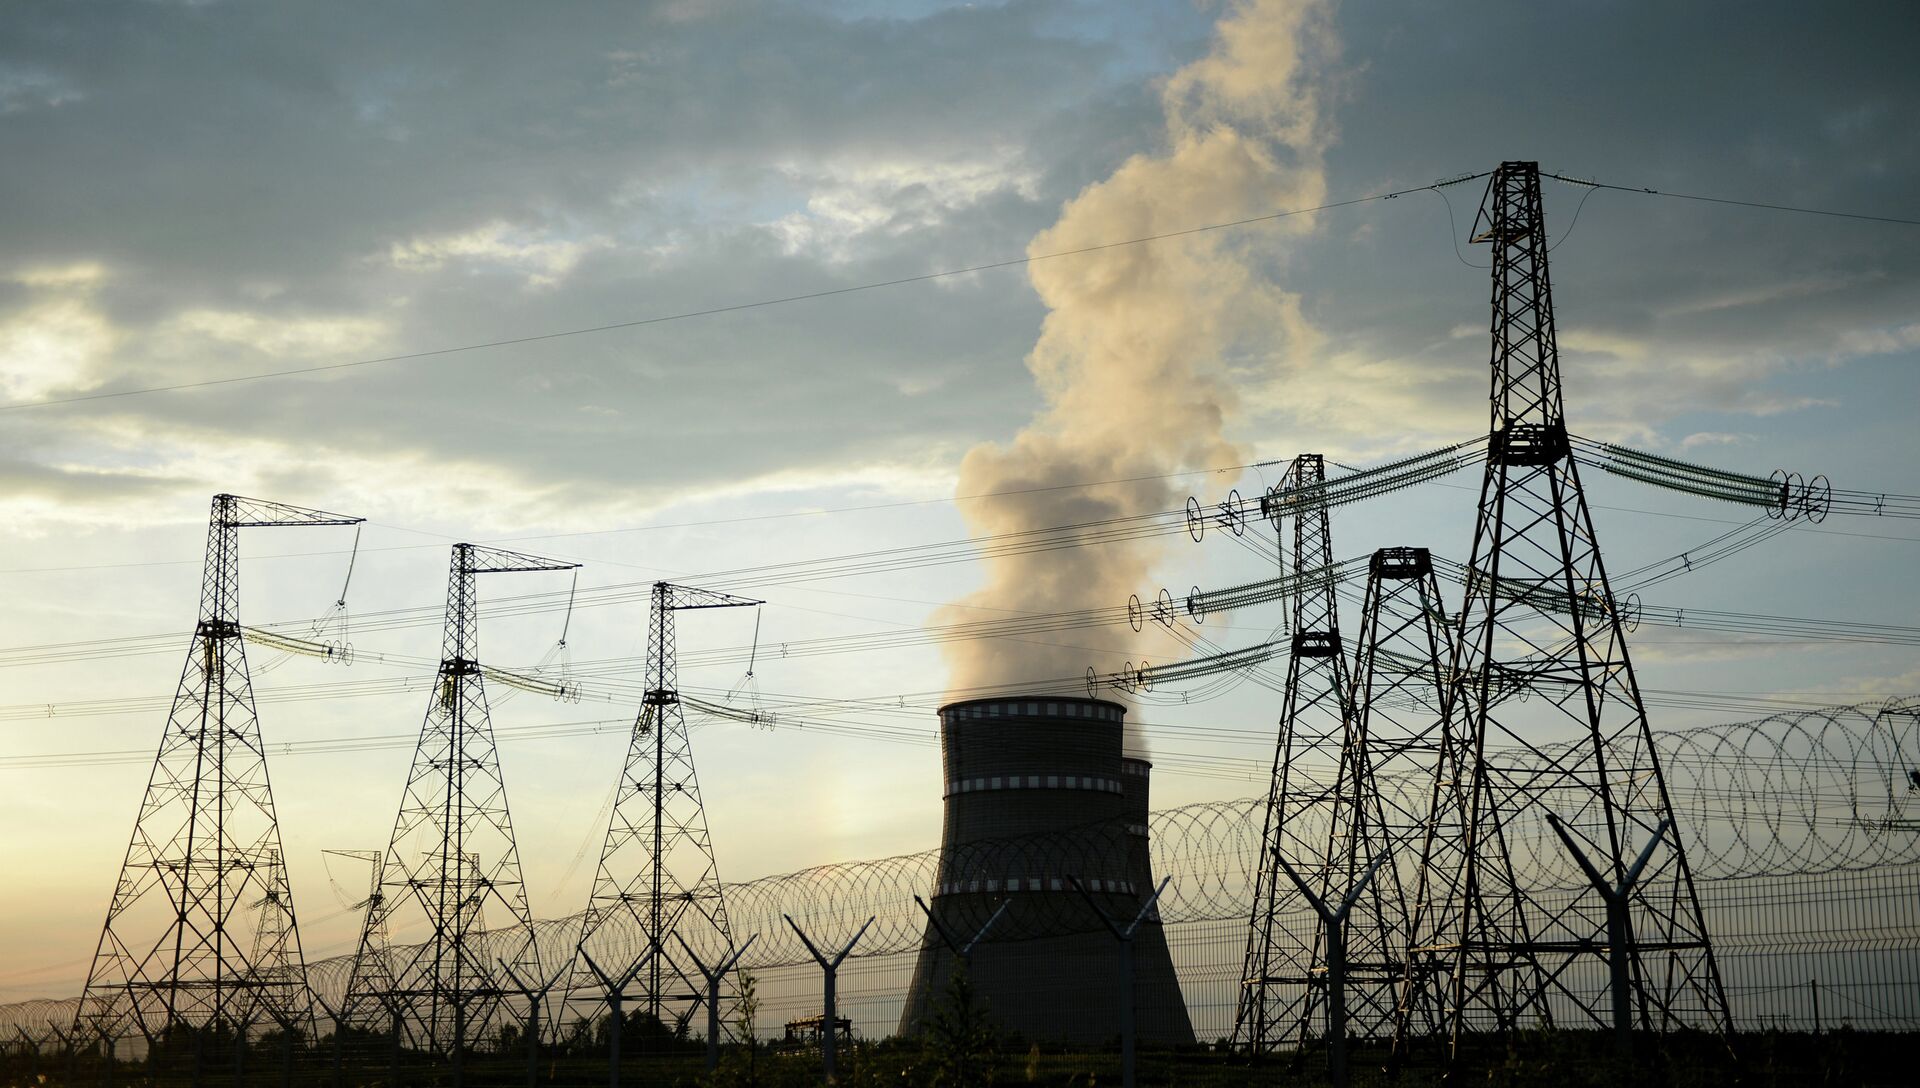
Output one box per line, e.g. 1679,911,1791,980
2,0,1917,1002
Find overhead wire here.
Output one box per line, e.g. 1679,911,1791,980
7,512,1920,726
7,164,1920,1018
1541,171,1920,228
0,442,1481,671
0,177,1492,415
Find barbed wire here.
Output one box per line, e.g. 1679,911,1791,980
5,696,1915,1040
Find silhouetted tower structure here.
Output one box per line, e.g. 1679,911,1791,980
246,850,302,1007
1236,454,1351,1052
77,494,361,1045
1261,548,1460,1062
1419,161,1731,1049
347,544,579,1055
568,582,758,1038
1312,547,1460,1046
332,850,396,1020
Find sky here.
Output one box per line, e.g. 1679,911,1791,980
1,0,1917,1004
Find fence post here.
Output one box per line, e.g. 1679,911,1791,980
255,1007,298,1088
386,999,403,1087
13,1027,39,1084
312,995,349,1088
1546,814,1670,1065
909,896,1010,1038
1272,850,1390,1088
913,896,1010,965
673,933,759,1074
784,914,875,1084
233,1013,252,1087
1810,978,1821,1036
529,989,545,1088
499,957,567,1088
48,1024,76,1085
14,1027,38,1083
578,946,645,1088
1069,875,1172,1088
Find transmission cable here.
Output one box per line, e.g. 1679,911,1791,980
0,176,1491,414
1542,171,1920,228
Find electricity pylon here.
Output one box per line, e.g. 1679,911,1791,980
568,582,758,1039
1261,548,1460,1062
77,494,361,1046
1322,547,1462,1046
1424,161,1731,1051
245,849,303,1028
346,544,579,1056
1235,454,1352,1052
330,849,394,1026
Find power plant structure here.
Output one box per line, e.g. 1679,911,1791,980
900,695,1194,1046
24,158,1916,1083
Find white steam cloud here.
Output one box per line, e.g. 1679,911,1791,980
939,0,1335,750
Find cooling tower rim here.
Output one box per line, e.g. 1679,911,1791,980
939,694,1127,719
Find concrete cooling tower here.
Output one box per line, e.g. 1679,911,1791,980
899,695,1194,1046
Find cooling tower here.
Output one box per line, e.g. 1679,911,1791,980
899,695,1194,1046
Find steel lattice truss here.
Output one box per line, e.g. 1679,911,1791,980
11,695,1910,1045
344,544,576,1055
245,849,302,1021
565,582,757,1033
1302,548,1459,1045
76,495,359,1046
1235,454,1353,1051
1416,161,1733,1046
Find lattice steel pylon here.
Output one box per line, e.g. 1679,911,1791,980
1293,546,1460,1049
1235,454,1352,1052
245,849,302,1031
1417,161,1732,1052
346,544,579,1056
77,494,362,1046
331,850,395,1023
566,582,759,1039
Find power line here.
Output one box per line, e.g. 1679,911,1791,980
0,179,1484,414
0,456,1269,575
0,169,1904,433
1543,171,1920,227
4,447,1917,676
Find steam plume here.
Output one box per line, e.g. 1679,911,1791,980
940,0,1333,746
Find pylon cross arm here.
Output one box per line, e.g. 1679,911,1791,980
219,494,363,528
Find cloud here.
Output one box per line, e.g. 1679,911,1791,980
0,0,1913,555
1269,0,1920,450
388,221,610,288
767,150,1041,261
1679,431,1752,451
0,1,1198,530
12,261,107,289
0,296,116,401
939,0,1335,725
1833,321,1920,359
0,413,595,535
0,63,82,113
161,308,391,358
